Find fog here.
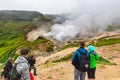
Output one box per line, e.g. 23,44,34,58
45,0,120,42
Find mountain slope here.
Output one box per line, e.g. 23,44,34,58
34,43,120,80
0,10,44,21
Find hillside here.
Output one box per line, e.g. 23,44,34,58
34,43,120,80
0,10,120,80
0,31,120,80
0,10,44,21
0,10,69,65
30,34,120,80
0,11,55,64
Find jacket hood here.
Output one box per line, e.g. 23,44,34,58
88,45,95,52
15,56,28,64
78,47,87,53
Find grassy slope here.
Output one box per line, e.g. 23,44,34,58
0,20,49,64
61,35,120,50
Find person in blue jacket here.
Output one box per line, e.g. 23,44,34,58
72,41,89,80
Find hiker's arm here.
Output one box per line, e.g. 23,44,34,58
95,54,99,60
20,63,30,80
4,63,10,72
72,50,81,61
72,51,77,60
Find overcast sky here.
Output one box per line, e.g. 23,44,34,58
0,0,76,14
0,0,120,14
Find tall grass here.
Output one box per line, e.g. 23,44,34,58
90,38,120,47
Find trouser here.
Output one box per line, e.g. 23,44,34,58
30,66,37,75
74,68,86,80
87,68,96,79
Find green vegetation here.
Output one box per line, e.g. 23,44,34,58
97,56,116,65
89,38,120,47
105,25,120,31
44,52,115,68
47,75,52,79
0,11,53,64
52,53,72,63
0,10,44,21
61,37,120,50
61,43,79,50
0,31,48,63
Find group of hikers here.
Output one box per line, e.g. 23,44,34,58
1,48,37,80
1,41,99,80
72,41,99,80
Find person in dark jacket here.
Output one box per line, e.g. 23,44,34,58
72,41,89,80
2,58,13,80
28,55,37,76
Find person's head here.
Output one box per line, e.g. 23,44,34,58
8,57,14,63
20,48,29,57
88,45,95,52
80,41,85,47
31,55,35,59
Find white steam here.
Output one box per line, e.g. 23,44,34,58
45,0,120,42
45,24,78,42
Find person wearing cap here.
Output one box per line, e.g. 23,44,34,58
87,45,99,80
1,58,13,80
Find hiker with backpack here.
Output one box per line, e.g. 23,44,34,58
28,55,37,76
1,58,13,80
13,48,30,80
72,41,89,80
87,45,99,80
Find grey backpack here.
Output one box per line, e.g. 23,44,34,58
9,63,21,80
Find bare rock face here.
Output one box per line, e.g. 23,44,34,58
26,28,47,41
93,30,120,39
26,21,52,42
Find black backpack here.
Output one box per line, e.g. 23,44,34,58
72,50,89,72
9,63,21,80
72,53,79,70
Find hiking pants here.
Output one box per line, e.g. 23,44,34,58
74,68,86,80
30,66,37,75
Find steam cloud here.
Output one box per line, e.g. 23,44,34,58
45,0,120,42
46,0,120,41
45,15,99,42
